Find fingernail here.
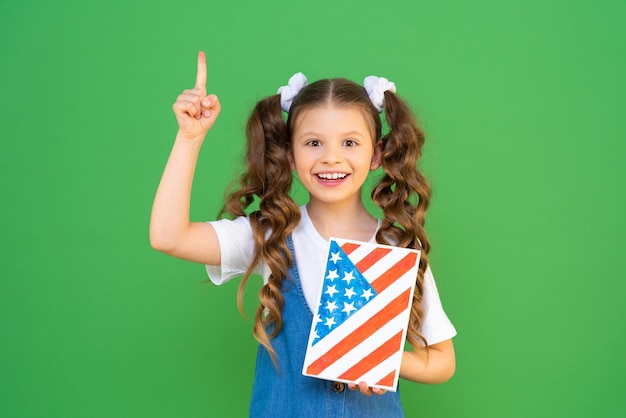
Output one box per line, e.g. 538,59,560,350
202,109,211,118
202,98,211,106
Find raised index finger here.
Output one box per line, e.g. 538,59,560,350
195,50,207,90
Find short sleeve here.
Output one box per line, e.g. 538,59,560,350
419,265,457,345
205,217,270,285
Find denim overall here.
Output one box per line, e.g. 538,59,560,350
249,236,404,418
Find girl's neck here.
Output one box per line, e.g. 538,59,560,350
306,199,378,242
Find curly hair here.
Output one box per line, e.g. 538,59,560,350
219,77,431,364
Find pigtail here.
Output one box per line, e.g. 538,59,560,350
220,94,301,366
372,91,431,351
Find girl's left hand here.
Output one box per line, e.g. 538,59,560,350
348,381,387,396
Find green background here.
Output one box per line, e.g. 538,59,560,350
1,0,624,417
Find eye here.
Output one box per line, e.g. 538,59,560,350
343,139,358,147
306,139,322,147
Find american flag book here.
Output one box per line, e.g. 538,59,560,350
302,237,420,392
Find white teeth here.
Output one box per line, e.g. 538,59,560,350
318,173,347,180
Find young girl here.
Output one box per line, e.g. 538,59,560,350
150,51,456,417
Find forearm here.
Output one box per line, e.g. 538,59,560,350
149,51,222,264
149,133,203,252
399,339,456,384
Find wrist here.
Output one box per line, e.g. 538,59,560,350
175,130,206,148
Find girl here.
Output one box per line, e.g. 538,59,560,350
150,51,456,417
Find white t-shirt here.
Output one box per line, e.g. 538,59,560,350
206,205,457,345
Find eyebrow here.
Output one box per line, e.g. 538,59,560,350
296,130,367,139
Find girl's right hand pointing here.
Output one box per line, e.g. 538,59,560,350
172,51,221,141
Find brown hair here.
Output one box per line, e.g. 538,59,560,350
220,77,431,364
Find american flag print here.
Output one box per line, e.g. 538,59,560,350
302,237,420,392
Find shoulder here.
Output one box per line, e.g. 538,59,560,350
208,216,255,252
211,215,251,227
205,215,262,284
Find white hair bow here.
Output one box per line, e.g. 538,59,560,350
277,72,308,112
364,75,396,112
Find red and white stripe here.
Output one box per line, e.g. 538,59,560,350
302,238,420,392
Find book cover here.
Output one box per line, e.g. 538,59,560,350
302,237,420,392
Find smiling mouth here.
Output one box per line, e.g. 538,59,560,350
317,173,348,180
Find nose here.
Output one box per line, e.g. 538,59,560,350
321,144,343,165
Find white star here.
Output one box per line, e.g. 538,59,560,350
325,300,338,313
324,316,336,328
342,270,355,284
324,285,339,297
330,252,342,263
312,329,319,340
314,313,322,324
326,269,339,281
342,301,357,316
361,288,374,301
344,287,356,299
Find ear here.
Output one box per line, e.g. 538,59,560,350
287,150,296,170
370,141,382,170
